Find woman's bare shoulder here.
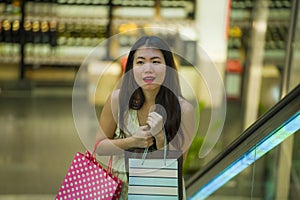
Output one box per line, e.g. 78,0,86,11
179,97,194,114
109,89,120,116
111,89,120,102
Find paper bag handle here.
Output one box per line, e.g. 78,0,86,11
141,127,167,165
92,138,113,175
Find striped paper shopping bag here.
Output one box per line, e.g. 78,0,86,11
125,150,183,200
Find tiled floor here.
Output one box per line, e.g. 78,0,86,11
0,86,86,198
0,195,54,200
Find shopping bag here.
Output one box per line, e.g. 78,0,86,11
55,140,123,200
125,149,183,200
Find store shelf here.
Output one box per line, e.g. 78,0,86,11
56,0,110,5
0,14,21,21
0,0,113,80
227,49,242,60
0,0,194,82
0,43,20,64
25,67,77,82
24,45,106,66
112,7,155,18
112,0,155,7
227,0,292,66
230,10,252,21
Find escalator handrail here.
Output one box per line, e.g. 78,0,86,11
186,83,300,191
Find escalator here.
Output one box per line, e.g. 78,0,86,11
186,84,300,199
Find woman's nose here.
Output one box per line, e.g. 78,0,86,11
144,62,153,72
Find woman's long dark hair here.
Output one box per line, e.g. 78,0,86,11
119,36,183,149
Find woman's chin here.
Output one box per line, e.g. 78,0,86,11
141,83,161,91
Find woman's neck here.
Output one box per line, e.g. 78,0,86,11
142,87,160,105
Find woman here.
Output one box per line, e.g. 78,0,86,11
96,35,196,199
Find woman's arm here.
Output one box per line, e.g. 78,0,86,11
180,99,196,162
95,90,154,155
95,90,128,155
96,90,118,141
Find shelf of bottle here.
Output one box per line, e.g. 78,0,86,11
268,9,291,21
227,49,242,60
112,3,155,7
0,14,109,29
0,14,21,21
112,1,189,8
0,56,20,64
112,18,195,28
23,44,106,66
229,21,252,28
112,6,191,19
227,48,290,65
24,56,83,66
56,0,110,5
24,0,195,8
264,49,286,65
24,66,77,83
230,8,290,22
24,15,109,25
113,0,194,7
249,48,300,67
24,2,109,20
0,43,20,63
230,9,251,21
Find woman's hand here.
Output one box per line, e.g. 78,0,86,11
130,125,154,148
147,112,163,137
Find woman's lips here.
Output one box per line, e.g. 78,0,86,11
143,76,155,83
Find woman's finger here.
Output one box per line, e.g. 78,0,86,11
148,112,162,119
141,125,150,131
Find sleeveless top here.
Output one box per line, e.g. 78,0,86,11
112,109,186,200
111,109,138,199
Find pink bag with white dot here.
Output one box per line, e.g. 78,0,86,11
55,140,123,200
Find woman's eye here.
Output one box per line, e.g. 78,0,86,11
153,60,161,64
136,61,144,65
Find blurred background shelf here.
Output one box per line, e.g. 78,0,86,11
0,0,197,83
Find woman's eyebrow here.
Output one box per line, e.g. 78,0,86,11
150,56,162,60
135,56,162,60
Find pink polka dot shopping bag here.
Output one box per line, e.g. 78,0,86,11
55,140,123,200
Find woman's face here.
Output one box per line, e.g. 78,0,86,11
133,47,166,92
